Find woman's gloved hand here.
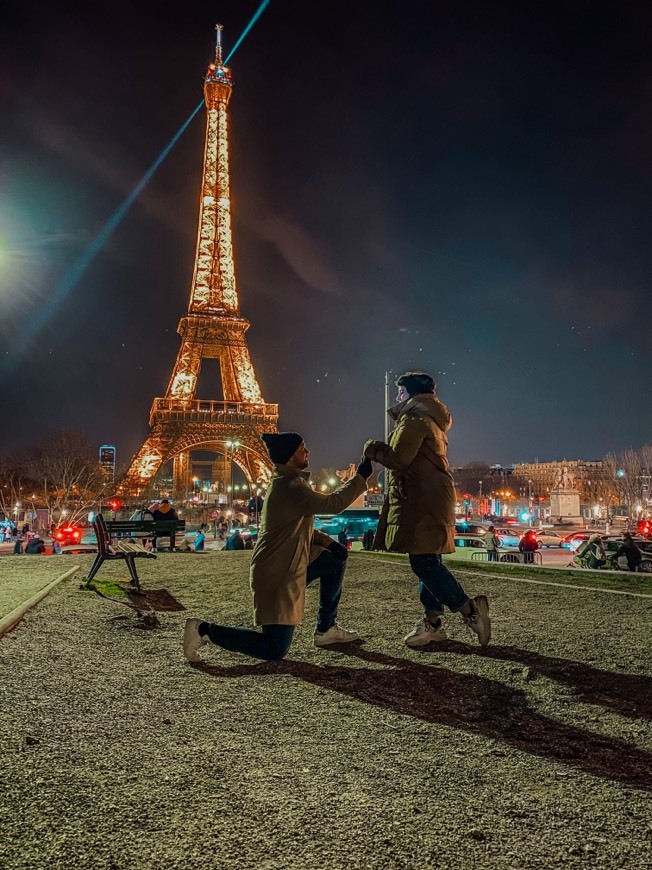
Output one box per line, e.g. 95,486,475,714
356,458,374,480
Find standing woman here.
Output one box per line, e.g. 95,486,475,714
364,371,491,647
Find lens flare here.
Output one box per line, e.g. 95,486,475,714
2,0,272,374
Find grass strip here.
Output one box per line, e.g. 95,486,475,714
355,550,652,595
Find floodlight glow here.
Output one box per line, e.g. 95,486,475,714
3,2,272,369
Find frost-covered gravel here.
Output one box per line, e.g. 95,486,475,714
0,551,651,869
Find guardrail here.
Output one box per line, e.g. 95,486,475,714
471,550,543,565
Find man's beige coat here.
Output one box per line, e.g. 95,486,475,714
250,466,367,625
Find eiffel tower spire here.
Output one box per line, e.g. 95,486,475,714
122,30,278,498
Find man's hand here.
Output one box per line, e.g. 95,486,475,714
328,541,348,561
356,457,374,480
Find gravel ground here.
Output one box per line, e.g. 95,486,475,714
0,556,82,621
0,551,651,869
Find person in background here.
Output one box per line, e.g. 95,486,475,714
184,432,371,663
13,535,23,555
224,528,245,551
616,532,642,572
364,371,491,648
150,499,179,552
485,525,500,562
194,529,206,552
25,536,46,555
579,533,607,569
337,526,349,548
518,529,539,564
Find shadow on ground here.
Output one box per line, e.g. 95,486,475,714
193,643,652,792
441,641,652,721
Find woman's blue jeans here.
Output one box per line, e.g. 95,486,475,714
408,554,469,615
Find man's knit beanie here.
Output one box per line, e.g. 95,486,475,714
261,432,303,465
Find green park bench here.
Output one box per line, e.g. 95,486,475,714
106,516,186,550
87,514,185,589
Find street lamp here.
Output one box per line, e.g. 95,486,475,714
225,440,241,528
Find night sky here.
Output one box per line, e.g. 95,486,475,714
1,1,651,472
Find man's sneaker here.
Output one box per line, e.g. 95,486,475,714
464,595,491,647
314,622,360,647
404,617,448,648
183,618,208,662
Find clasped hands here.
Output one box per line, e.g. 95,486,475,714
356,439,384,481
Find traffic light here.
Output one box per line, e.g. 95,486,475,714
109,498,120,511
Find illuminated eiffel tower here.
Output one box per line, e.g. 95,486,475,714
123,27,278,499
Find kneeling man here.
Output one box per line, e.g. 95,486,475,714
184,432,372,662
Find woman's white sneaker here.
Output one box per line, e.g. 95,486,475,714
464,595,491,647
404,617,448,647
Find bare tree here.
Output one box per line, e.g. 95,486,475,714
0,455,30,523
25,431,113,525
604,448,647,517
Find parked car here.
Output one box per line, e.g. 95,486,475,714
573,535,652,573
561,531,591,551
496,516,521,526
53,525,83,546
453,535,487,550
535,530,565,548
454,522,487,536
635,519,651,537
495,528,522,548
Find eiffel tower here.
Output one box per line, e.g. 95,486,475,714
123,26,278,499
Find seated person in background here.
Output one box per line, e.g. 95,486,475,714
194,530,206,552
25,536,46,555
150,499,179,552
224,529,245,551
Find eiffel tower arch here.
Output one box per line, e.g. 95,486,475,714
122,27,278,499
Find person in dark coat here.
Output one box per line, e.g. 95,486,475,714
25,536,46,555
617,533,643,572
364,371,491,648
337,527,349,547
518,529,539,564
150,499,178,551
13,535,23,555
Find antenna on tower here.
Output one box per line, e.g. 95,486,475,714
215,23,224,66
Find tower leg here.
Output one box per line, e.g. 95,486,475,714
173,452,191,502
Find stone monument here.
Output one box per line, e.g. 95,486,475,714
550,466,582,524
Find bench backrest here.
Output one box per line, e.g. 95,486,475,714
106,519,185,533
92,514,112,555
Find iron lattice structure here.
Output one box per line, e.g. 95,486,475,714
123,29,278,499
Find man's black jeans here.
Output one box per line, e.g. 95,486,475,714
202,549,346,661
